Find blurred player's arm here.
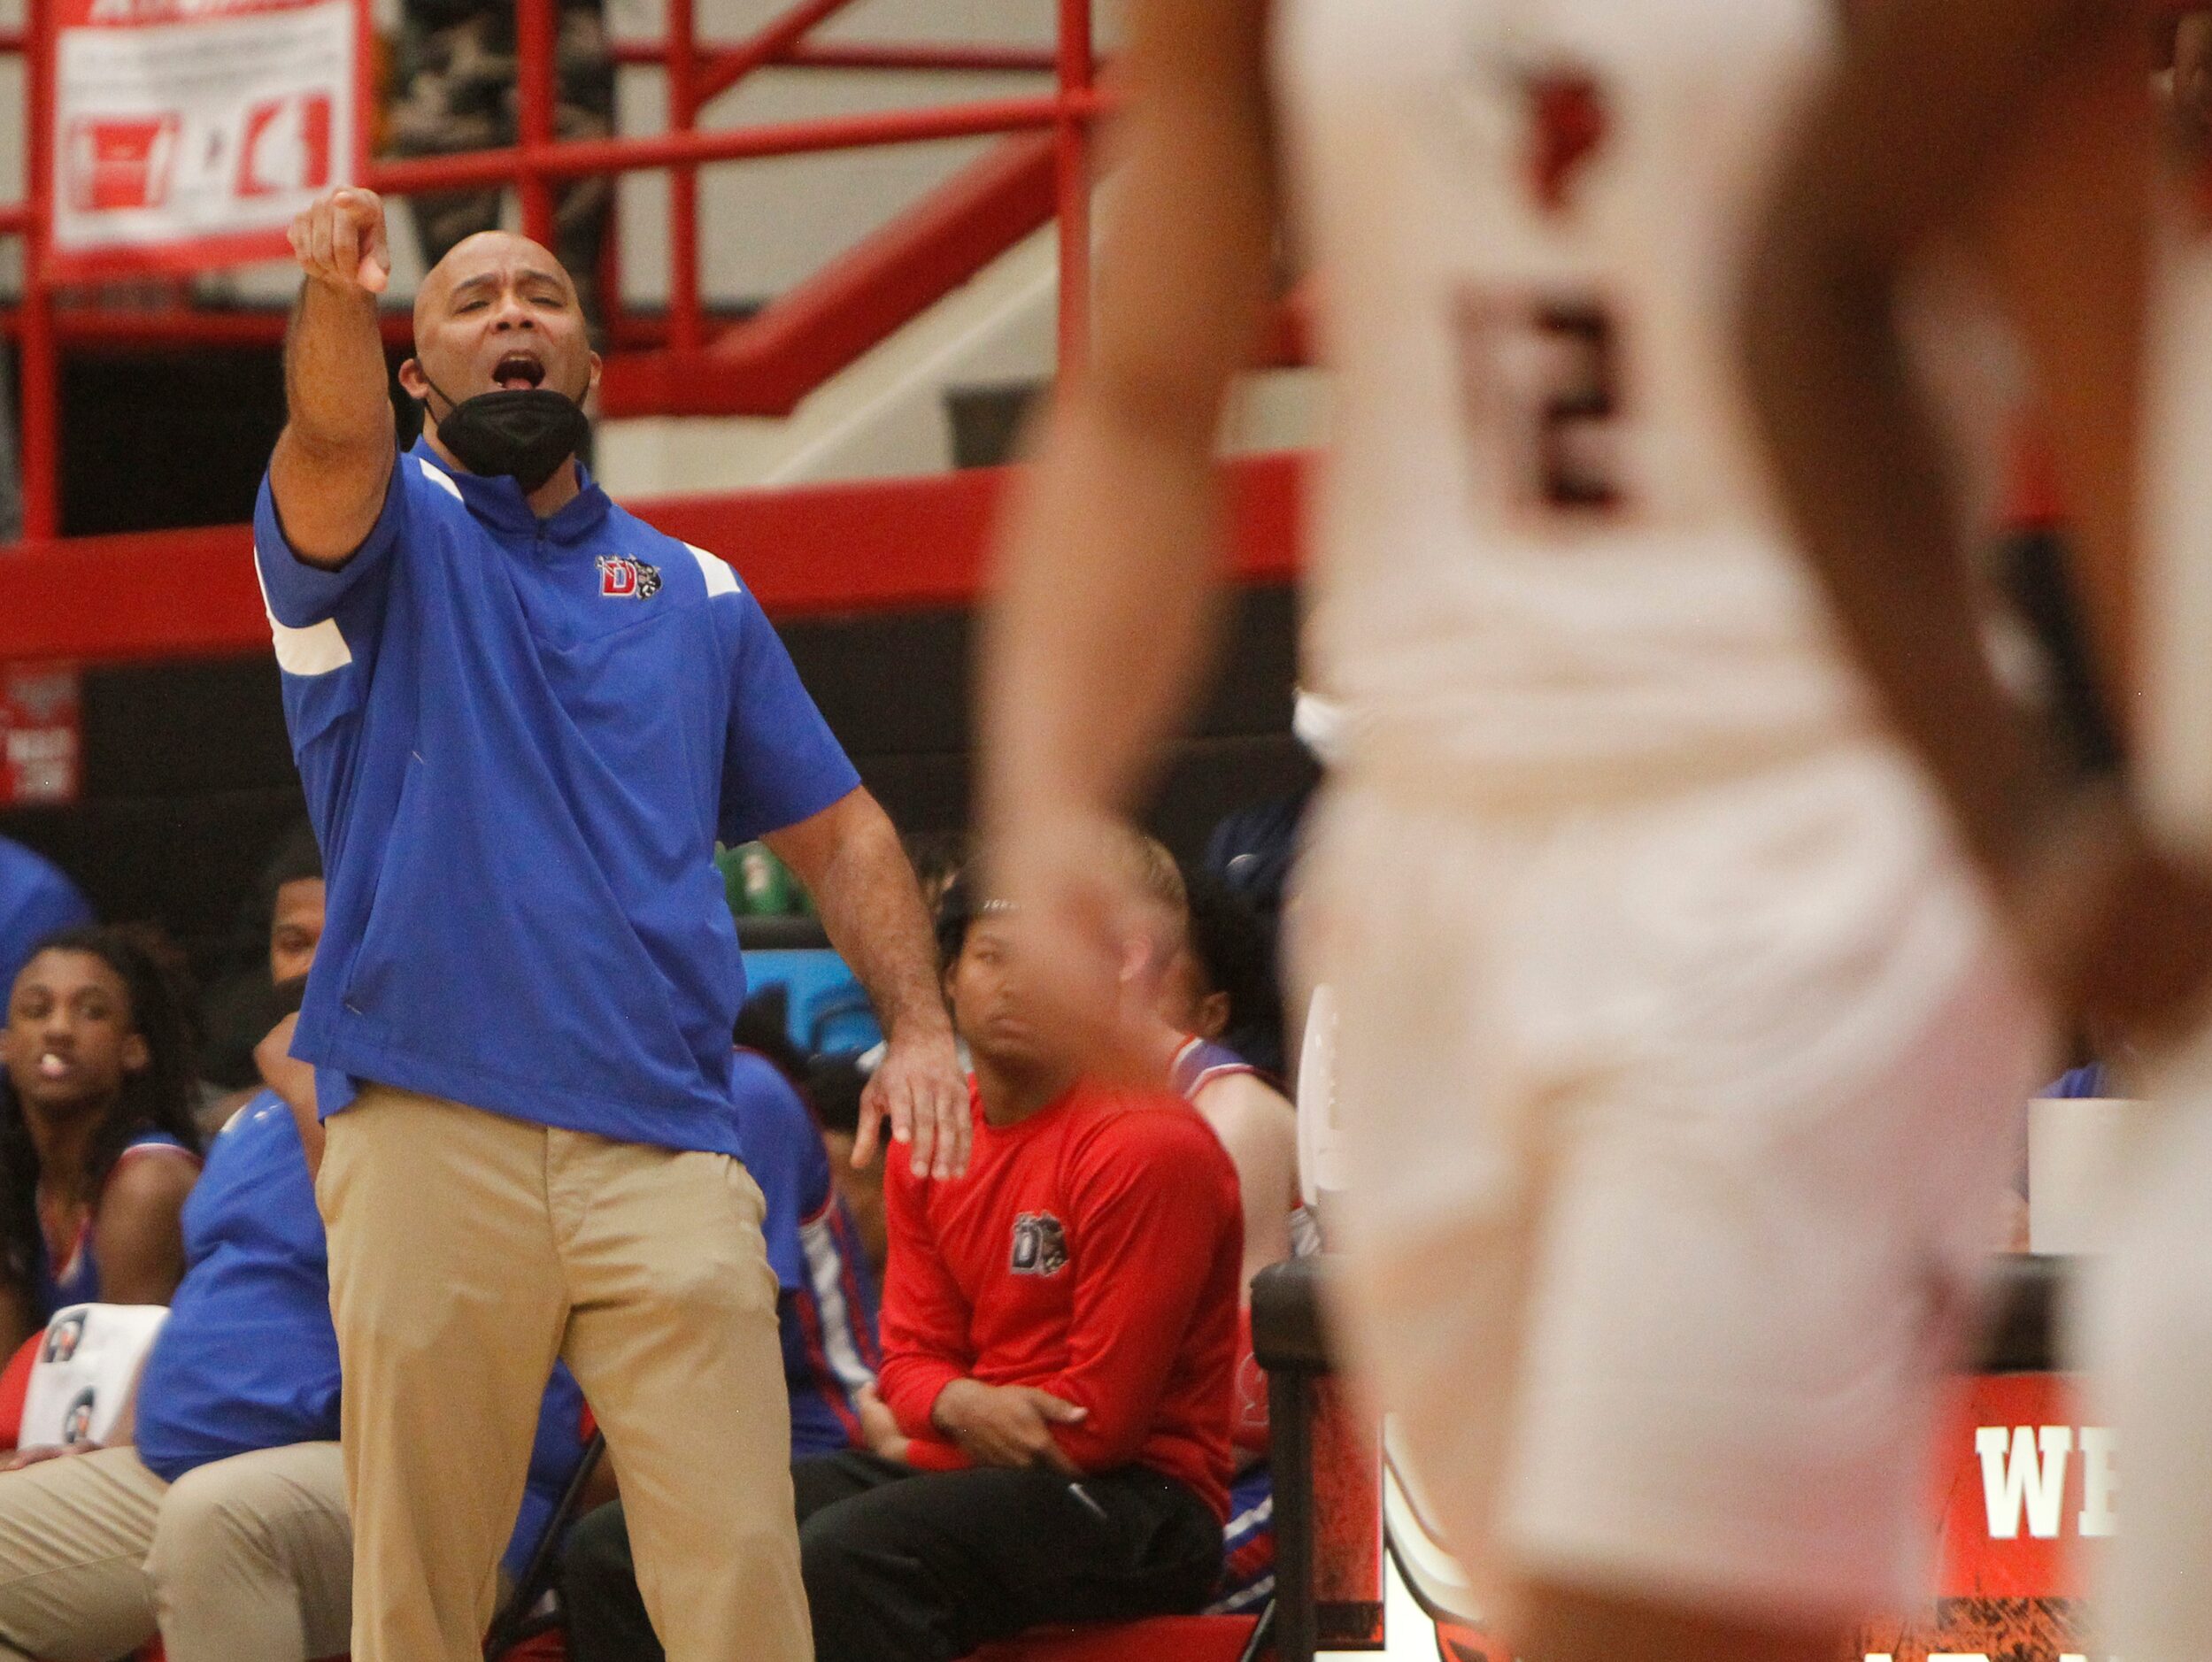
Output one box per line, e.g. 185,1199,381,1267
980,0,1277,992
270,188,396,569
1738,1,2196,1003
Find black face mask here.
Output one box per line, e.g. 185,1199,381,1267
421,376,590,493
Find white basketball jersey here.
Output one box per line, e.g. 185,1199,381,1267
1274,0,1874,787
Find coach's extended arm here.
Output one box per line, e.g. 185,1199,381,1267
270,187,396,572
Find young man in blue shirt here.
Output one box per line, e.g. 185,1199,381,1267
262,186,967,1662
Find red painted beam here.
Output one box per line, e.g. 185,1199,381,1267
363,92,1103,196
610,39,1058,74
600,130,1060,418
778,42,1058,73
694,0,864,105
0,308,411,349
0,452,1307,666
0,522,269,662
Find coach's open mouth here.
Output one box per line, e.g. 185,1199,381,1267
494,351,546,391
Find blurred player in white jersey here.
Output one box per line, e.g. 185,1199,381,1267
967,4,2193,1662
1746,9,2212,1662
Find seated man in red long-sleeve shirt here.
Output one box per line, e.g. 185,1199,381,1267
791,873,1245,1662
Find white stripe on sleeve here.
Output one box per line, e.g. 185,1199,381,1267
252,547,353,677
685,542,741,599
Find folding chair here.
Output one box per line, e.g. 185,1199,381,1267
483,1431,606,1661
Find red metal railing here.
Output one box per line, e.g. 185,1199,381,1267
1,0,1101,541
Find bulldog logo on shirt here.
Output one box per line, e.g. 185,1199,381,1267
597,555,662,599
1010,1212,1068,1277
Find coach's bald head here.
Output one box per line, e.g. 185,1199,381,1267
396,230,600,435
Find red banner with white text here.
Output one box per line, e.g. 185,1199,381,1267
1854,1372,2100,1662
1416,1374,2104,1662
0,664,80,805
43,0,368,280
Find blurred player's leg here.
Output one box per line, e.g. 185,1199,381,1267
1309,749,2043,1662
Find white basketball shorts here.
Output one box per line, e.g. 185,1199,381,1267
1293,736,2047,1624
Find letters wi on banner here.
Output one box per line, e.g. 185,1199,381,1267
44,0,369,281
1422,1373,2107,1662
1853,1371,2101,1662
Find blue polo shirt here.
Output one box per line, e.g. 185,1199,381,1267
252,442,860,1157
135,1091,587,1580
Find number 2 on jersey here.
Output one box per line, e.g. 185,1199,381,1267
1451,290,1630,519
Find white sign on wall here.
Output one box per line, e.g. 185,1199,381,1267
46,0,366,280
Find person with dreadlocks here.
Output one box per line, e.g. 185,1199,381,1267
0,927,203,1352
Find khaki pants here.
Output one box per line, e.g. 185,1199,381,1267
320,1085,806,1662
0,1441,352,1662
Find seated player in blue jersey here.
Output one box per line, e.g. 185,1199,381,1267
0,926,203,1353
740,1048,883,1454
0,976,590,1662
559,1045,885,1662
807,1054,889,1278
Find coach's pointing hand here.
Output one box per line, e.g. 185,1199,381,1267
289,187,390,295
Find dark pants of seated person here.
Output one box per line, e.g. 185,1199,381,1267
561,1450,1223,1662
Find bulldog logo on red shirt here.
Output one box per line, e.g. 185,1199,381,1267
1010,1212,1067,1277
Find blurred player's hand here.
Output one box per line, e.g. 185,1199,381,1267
2015,795,2212,1054
853,1021,969,1181
984,811,1176,1092
289,187,390,296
